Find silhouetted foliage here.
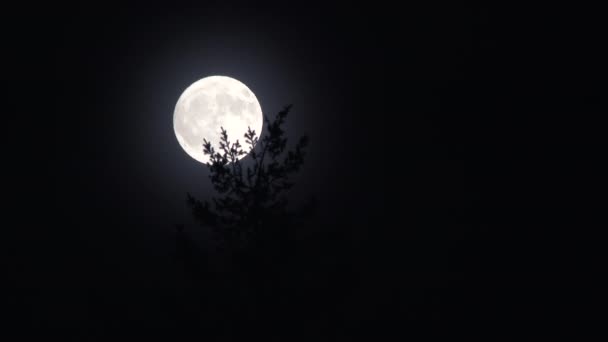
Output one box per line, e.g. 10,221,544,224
186,105,312,249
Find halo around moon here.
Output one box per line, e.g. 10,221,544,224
173,76,263,164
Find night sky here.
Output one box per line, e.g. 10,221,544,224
15,0,605,335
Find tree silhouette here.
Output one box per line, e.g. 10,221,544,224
186,105,312,249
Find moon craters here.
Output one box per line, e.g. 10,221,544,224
173,76,263,163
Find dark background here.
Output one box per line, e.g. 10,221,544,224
13,0,606,335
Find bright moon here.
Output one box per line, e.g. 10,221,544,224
173,76,263,164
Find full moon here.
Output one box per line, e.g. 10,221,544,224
173,76,263,164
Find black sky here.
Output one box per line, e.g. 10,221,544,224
16,0,606,334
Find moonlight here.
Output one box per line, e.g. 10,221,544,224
173,76,263,164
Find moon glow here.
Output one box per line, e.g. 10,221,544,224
173,76,263,164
